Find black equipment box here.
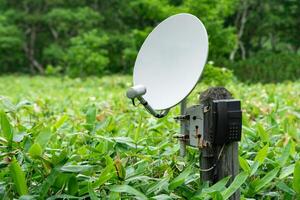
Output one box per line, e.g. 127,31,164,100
207,99,242,144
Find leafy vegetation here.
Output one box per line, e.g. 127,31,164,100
0,0,299,199
0,76,299,199
0,0,299,82
0,0,236,76
229,51,300,83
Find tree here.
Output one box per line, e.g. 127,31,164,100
0,15,24,72
64,30,109,77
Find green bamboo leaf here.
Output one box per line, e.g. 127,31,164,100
278,141,291,166
169,166,192,190
256,123,269,142
277,181,295,195
293,161,300,194
250,161,259,176
45,194,79,200
210,191,224,200
38,168,59,198
16,100,32,110
92,163,114,188
192,176,231,199
221,171,248,200
88,182,98,200
151,194,172,200
9,158,28,196
60,164,93,173
54,115,68,130
239,156,251,173
110,185,147,200
279,164,295,179
77,156,114,196
146,177,169,195
0,97,16,112
19,195,36,200
85,105,96,131
28,143,43,158
67,175,78,195
254,144,269,165
202,176,231,193
109,191,120,200
242,126,256,137
0,111,13,147
35,127,52,149
253,167,280,193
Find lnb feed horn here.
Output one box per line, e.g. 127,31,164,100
126,85,146,99
126,85,169,118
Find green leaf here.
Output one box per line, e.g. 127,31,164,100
16,100,32,110
192,176,231,199
28,143,43,158
109,191,120,200
38,168,59,198
60,164,93,173
68,175,78,195
54,115,68,130
146,177,169,195
45,194,79,200
19,195,36,200
293,161,300,194
93,162,114,188
0,97,16,112
277,181,295,195
78,160,112,196
239,156,251,173
253,167,280,193
110,185,147,200
278,141,291,166
9,158,28,196
256,123,269,142
85,105,96,131
0,111,13,147
88,182,98,200
202,176,231,193
210,191,224,200
250,161,259,176
169,166,192,190
254,144,269,165
279,164,295,179
13,132,25,142
221,171,248,200
35,127,52,149
151,194,172,200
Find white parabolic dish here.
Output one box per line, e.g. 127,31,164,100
133,13,209,110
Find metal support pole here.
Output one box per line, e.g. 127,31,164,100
179,99,187,157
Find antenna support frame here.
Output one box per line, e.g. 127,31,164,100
126,85,169,118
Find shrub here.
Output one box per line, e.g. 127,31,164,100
64,30,109,77
0,15,25,73
202,63,236,85
229,51,300,83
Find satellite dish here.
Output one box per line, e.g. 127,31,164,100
132,13,208,111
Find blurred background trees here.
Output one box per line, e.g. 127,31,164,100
0,0,299,82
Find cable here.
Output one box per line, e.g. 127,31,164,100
198,144,225,172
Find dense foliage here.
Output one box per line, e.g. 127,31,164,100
0,76,299,199
0,0,236,76
0,0,299,81
229,51,300,83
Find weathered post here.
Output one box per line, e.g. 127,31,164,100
199,87,240,200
